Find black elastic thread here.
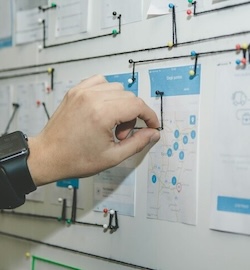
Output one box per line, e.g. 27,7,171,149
172,6,177,46
42,102,50,120
0,29,249,74
40,13,121,49
71,188,77,224
0,231,157,270
193,53,199,75
193,0,250,16
3,103,19,135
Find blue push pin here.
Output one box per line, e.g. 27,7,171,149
191,50,197,57
169,3,174,8
235,59,241,65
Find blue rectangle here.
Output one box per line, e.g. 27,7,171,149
149,65,201,97
56,178,79,189
217,196,250,215
105,73,138,96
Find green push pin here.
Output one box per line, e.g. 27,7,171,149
57,217,62,222
188,0,193,3
51,2,57,7
112,29,118,35
66,219,72,225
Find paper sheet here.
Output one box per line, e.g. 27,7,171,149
54,0,88,37
101,0,142,28
16,8,47,44
210,63,250,235
0,0,12,48
147,65,201,225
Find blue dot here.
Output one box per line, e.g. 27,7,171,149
172,176,177,185
179,151,184,160
191,130,196,139
183,135,188,144
152,175,157,184
173,142,179,151
167,148,172,157
174,130,180,138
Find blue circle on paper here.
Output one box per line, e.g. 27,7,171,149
172,176,177,185
152,175,157,184
183,135,188,144
167,148,173,157
173,142,179,151
174,130,180,138
179,151,184,160
191,130,196,139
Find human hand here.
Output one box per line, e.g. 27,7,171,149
28,75,160,186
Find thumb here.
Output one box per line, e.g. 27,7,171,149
113,128,160,161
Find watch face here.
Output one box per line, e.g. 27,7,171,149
0,131,28,160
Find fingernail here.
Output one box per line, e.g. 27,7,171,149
150,131,160,143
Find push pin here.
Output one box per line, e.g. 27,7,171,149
186,9,192,16
235,59,241,65
188,0,194,3
36,100,41,106
103,223,108,229
167,41,174,48
47,67,54,74
58,197,63,203
241,43,248,50
128,78,134,84
25,252,31,259
68,185,73,190
235,44,241,51
169,3,174,9
241,58,247,65
112,29,118,36
38,44,43,51
103,208,109,214
190,50,197,57
38,18,43,24
189,69,195,76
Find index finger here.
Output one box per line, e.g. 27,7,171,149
105,96,160,129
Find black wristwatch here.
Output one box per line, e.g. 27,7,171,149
0,131,37,209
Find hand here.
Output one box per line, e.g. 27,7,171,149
27,75,160,186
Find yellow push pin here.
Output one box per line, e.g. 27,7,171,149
241,43,248,50
47,68,53,74
189,70,195,76
167,41,174,48
25,252,31,259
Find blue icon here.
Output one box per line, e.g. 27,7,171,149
152,175,157,184
172,176,177,185
191,130,196,139
179,151,184,160
190,115,196,125
174,129,180,138
173,142,179,151
183,135,188,144
167,148,173,157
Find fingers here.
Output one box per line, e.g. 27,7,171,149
115,119,137,140
77,74,108,89
112,128,160,162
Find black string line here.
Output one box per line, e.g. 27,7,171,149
1,28,249,74
2,103,19,136
0,231,157,270
192,0,250,16
170,4,177,46
39,12,122,49
0,68,55,90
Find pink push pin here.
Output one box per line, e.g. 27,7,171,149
103,208,108,214
187,9,192,15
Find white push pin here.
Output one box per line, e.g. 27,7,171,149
128,78,133,84
110,209,115,215
58,197,63,203
38,44,43,51
68,185,73,190
103,224,108,229
38,18,43,24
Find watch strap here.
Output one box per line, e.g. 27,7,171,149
0,167,25,209
1,154,36,195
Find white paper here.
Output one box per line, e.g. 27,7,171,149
15,82,47,136
101,0,142,28
54,0,88,37
16,8,47,44
94,157,136,216
147,0,204,16
0,0,12,48
147,65,201,225
210,63,250,235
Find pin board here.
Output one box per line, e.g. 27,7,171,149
1,0,250,269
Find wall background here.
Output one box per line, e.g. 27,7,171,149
0,0,250,269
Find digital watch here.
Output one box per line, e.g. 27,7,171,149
0,131,36,209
